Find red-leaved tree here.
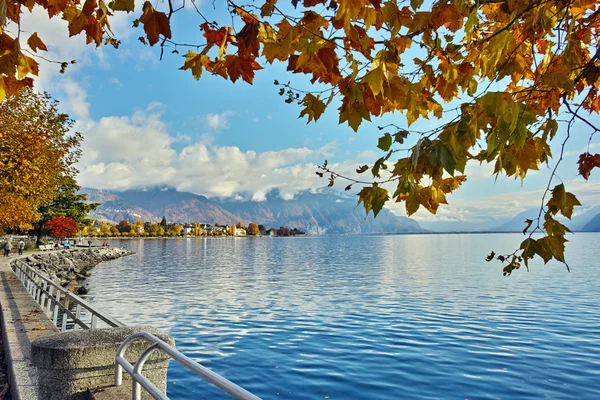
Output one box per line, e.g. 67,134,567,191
46,217,79,239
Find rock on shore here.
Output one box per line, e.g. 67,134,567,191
18,248,133,295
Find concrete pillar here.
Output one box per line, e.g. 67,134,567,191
31,325,175,400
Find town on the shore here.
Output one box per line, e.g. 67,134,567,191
81,217,306,238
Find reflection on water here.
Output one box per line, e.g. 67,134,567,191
87,234,600,399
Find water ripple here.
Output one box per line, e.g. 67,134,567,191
85,233,600,399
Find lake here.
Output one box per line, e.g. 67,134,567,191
89,234,600,399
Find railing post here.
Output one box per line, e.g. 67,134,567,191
46,285,54,316
40,280,47,310
34,277,41,303
53,291,60,326
74,304,82,330
62,297,70,332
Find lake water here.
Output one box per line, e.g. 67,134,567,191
89,234,600,399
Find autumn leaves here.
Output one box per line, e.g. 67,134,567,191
1,0,600,272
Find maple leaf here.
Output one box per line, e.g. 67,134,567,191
181,51,210,80
224,55,262,84
299,93,326,123
27,32,48,53
363,66,386,96
377,132,392,151
139,1,171,46
546,184,581,219
236,20,260,58
17,54,39,79
577,152,600,180
338,97,371,132
357,185,389,217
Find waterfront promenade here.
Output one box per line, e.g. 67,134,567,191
0,249,259,400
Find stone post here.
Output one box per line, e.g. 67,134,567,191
31,325,175,400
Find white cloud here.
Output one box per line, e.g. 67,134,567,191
109,78,123,88
356,149,379,160
564,143,600,157
76,104,331,200
206,111,234,130
61,79,90,121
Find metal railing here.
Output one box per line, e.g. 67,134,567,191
116,332,261,400
11,258,124,331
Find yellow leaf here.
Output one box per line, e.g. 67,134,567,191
299,93,326,123
363,66,386,96
181,51,209,80
17,54,39,79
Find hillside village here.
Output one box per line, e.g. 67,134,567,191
81,217,306,238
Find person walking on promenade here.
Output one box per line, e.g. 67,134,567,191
18,240,25,256
4,241,12,257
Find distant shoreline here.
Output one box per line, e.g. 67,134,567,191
90,230,599,240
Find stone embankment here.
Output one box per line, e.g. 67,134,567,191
19,248,132,295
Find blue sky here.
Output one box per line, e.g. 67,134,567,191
19,2,600,228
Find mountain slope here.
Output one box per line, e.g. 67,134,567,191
582,214,600,232
81,187,424,234
495,205,600,232
219,190,423,234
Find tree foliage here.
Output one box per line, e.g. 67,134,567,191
0,89,81,229
2,0,600,273
248,222,260,235
33,175,99,243
117,220,132,233
46,216,79,239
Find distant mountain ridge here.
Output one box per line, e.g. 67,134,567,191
494,206,600,232
583,214,600,232
81,187,425,235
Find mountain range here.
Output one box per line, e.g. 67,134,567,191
80,187,600,234
81,187,424,235
494,205,600,232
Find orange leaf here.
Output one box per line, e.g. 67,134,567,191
139,1,171,46
577,152,600,180
224,55,262,84
27,32,48,53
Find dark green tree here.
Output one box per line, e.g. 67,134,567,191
33,175,99,245
160,216,168,229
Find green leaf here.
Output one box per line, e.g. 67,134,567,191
378,133,393,151
438,143,456,175
357,185,389,217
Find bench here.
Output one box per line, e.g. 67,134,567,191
38,245,53,251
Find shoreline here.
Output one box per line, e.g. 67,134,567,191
85,230,600,240
14,248,133,295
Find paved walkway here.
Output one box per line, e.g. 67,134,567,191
0,255,14,399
